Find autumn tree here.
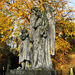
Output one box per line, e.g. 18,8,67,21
0,0,75,70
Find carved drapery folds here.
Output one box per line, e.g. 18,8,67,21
19,2,55,70
30,2,55,69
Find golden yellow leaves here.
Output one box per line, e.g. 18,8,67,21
12,1,20,7
55,15,62,21
1,32,3,34
1,30,12,42
70,31,75,37
0,11,13,42
55,37,71,49
18,10,23,16
0,18,12,34
55,33,72,63
0,1,4,9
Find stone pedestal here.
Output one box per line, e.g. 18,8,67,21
10,70,57,75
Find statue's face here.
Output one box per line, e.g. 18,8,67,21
20,29,28,41
31,9,42,29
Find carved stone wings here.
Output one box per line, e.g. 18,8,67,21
43,2,55,55
30,2,55,56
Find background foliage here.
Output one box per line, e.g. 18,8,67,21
0,0,75,72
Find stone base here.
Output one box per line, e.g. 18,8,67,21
10,70,58,75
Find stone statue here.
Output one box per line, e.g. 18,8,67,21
30,7,43,69
30,2,55,69
43,2,55,69
10,2,57,75
19,29,30,69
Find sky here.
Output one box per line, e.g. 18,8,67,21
68,0,75,9
68,0,75,23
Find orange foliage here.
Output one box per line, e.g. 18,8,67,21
0,0,75,66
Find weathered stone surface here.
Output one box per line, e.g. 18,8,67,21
30,2,55,69
19,29,31,69
16,2,55,71
10,70,57,75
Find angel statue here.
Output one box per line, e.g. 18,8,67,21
30,2,55,70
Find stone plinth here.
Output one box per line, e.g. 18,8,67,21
10,70,57,75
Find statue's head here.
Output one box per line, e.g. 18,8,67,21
31,7,42,29
20,29,29,41
31,7,42,18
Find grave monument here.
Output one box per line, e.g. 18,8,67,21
10,2,57,75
